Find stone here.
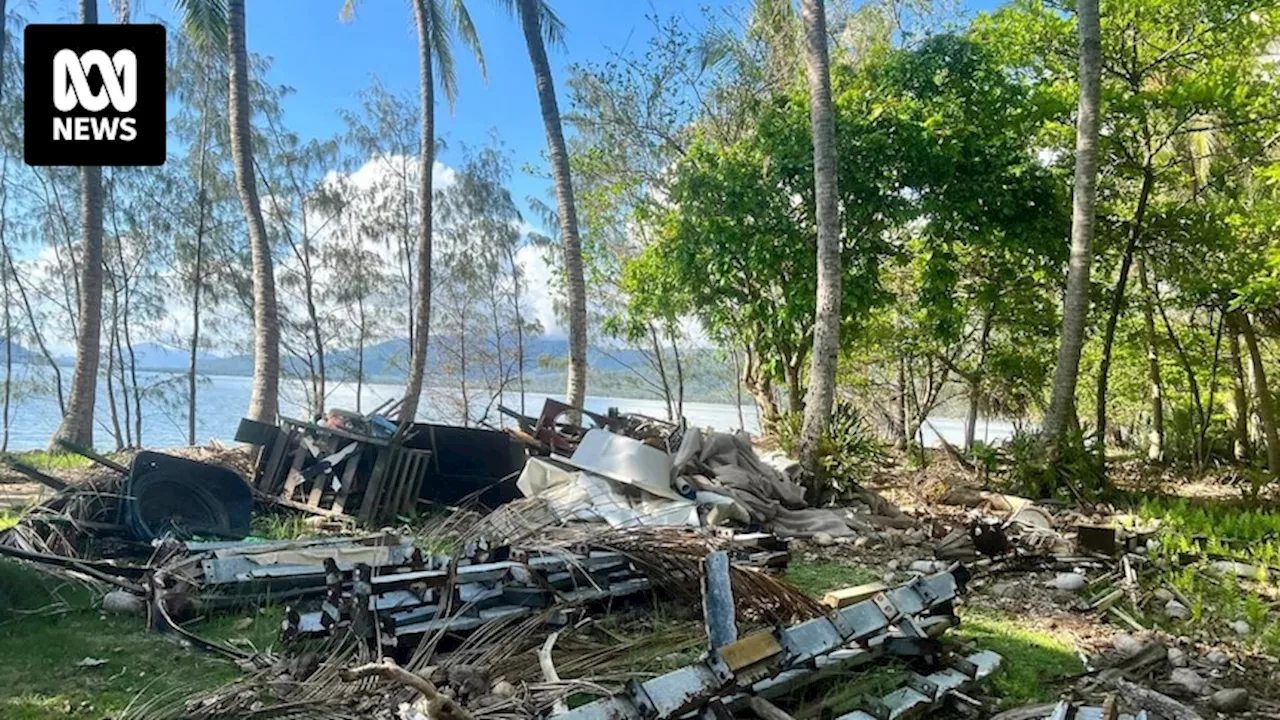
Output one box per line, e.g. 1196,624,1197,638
1170,668,1210,696
1167,647,1188,668
852,536,870,549
1164,599,1192,620
1205,650,1229,666
1231,620,1251,636
491,680,516,698
1153,588,1175,602
1111,633,1145,657
887,559,901,571
813,532,836,547
102,590,145,615
1045,572,1088,592
1209,688,1250,713
882,573,896,585
991,581,1023,600
909,560,944,574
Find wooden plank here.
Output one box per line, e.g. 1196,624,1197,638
358,445,394,524
821,582,890,609
331,455,360,515
258,429,290,491
280,438,309,503
254,489,353,520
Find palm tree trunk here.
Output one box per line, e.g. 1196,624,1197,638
517,0,588,415
1042,0,1102,443
1135,253,1164,461
228,0,280,425
53,31,104,450
399,0,436,424
797,0,842,475
1234,311,1280,476
1228,317,1250,463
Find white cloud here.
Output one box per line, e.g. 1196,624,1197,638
516,242,563,338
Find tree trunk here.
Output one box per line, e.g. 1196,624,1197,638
228,0,280,425
53,67,104,450
1135,253,1164,461
797,0,842,475
356,296,365,413
1228,317,1250,463
517,0,588,414
1042,0,1102,443
6,243,63,413
1235,312,1280,476
104,264,123,450
188,77,210,446
895,354,908,451
743,347,781,429
399,0,436,423
1094,167,1153,458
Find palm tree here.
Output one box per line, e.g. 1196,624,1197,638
1042,0,1102,443
52,0,106,448
498,0,588,415
220,0,281,424
342,0,484,423
796,0,842,477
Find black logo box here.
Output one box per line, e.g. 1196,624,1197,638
24,24,166,167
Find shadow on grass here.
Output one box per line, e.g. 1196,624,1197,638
954,608,1082,708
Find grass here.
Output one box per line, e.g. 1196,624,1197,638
0,507,21,530
1,450,93,472
954,609,1083,707
1131,495,1280,653
783,560,879,597
0,560,280,720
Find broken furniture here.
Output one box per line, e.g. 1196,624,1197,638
240,412,432,525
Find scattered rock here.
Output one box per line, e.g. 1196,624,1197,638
886,559,901,571
1209,688,1250,713
76,657,108,668
1111,633,1145,657
491,680,516,698
1205,650,1229,666
835,536,852,545
852,536,870,549
1230,620,1251,636
991,581,1023,600
812,532,836,547
1153,588,1175,602
881,573,896,585
101,590,145,615
1170,668,1210,696
1045,572,1088,592
1167,647,1188,668
1164,599,1191,620
909,560,944,574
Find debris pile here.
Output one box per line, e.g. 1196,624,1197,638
0,402,1017,720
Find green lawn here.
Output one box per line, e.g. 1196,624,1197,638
0,560,279,720
783,560,879,597
953,609,1083,707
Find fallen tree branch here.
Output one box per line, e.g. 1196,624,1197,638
539,630,568,715
339,657,473,720
749,695,798,720
1108,676,1204,720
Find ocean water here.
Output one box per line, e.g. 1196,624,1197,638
0,364,1016,451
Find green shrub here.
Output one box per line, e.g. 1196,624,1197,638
773,400,887,500
1003,428,1105,500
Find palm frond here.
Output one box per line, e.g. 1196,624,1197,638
535,0,566,49
426,0,460,109
171,0,228,55
451,0,487,82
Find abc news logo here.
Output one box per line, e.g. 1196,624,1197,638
25,24,165,167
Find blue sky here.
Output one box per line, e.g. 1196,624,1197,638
30,0,1004,210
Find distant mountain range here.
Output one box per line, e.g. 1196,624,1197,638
0,336,739,403
1,336,661,380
